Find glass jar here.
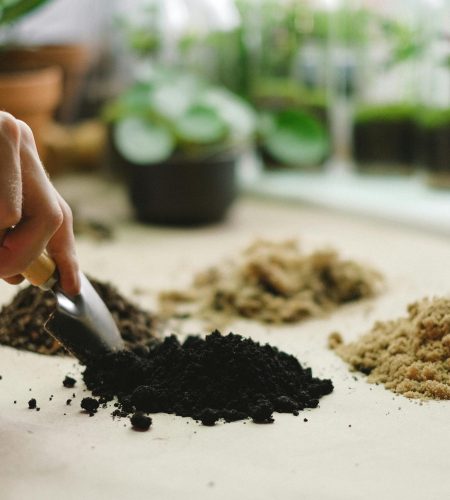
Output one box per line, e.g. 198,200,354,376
415,0,450,188
353,1,420,174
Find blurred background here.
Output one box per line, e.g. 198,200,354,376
0,0,449,233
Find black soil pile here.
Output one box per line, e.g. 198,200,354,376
83,330,333,426
0,278,159,356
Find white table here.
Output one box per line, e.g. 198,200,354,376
1,176,449,500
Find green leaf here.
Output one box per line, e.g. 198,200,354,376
175,105,228,145
263,110,329,166
152,76,201,120
0,0,50,26
114,117,174,165
442,54,450,70
128,29,160,56
201,88,256,139
104,83,154,122
258,111,276,137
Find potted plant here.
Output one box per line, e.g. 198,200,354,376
105,68,256,225
0,0,92,124
353,103,416,173
352,10,426,175
0,0,63,161
416,107,450,188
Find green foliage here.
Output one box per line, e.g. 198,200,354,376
379,18,425,68
114,117,175,165
311,8,370,45
253,77,327,109
0,0,50,26
416,108,450,129
260,109,329,167
355,103,416,123
175,105,227,144
106,68,256,165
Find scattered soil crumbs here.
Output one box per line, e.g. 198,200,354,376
331,297,450,399
0,278,159,356
82,330,333,426
159,239,381,326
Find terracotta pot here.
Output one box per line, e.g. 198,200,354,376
0,66,62,162
0,44,91,123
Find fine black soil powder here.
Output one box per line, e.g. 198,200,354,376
82,330,333,426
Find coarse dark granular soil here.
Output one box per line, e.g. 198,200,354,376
0,278,159,356
82,330,333,426
28,398,37,409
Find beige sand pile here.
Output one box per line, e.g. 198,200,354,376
159,239,381,325
330,297,450,399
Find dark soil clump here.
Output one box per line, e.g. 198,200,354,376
28,398,37,409
0,278,159,356
130,412,152,430
81,397,100,415
63,376,76,388
83,330,333,426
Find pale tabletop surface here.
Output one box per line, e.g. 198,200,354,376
1,175,449,500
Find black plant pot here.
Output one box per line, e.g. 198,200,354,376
354,119,415,173
124,152,238,226
421,123,450,188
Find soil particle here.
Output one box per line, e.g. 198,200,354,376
130,412,152,430
28,398,37,409
0,278,159,356
81,397,100,415
66,399,72,406
63,376,76,388
82,330,333,426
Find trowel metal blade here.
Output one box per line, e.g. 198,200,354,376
44,273,124,364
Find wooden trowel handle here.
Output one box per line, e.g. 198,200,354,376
0,229,57,289
22,254,57,288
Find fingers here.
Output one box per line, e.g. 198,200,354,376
0,121,63,278
47,194,81,296
0,118,80,296
0,112,22,230
3,275,24,285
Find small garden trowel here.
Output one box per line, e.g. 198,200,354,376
2,236,124,364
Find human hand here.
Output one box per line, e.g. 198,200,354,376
0,112,80,296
